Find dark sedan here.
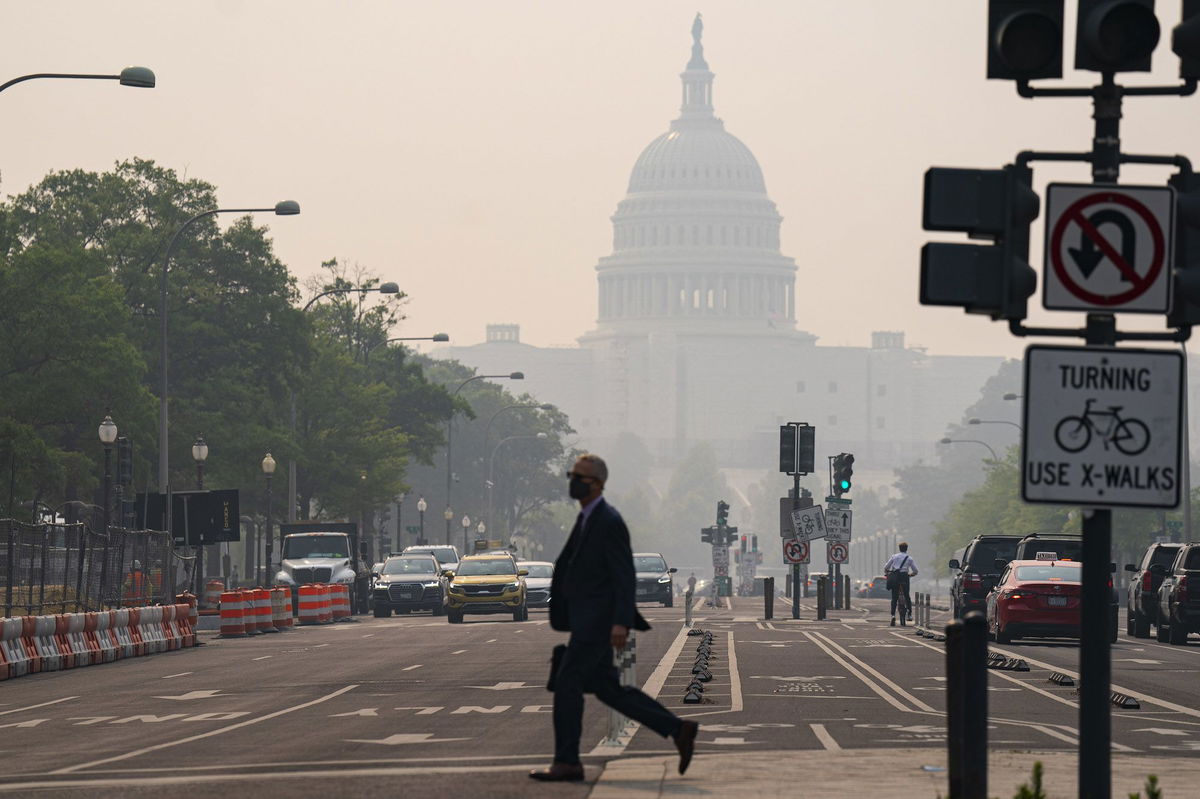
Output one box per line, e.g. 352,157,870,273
372,555,447,617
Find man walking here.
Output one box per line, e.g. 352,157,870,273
883,542,918,627
531,453,698,782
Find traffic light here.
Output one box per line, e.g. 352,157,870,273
796,425,815,475
779,425,797,473
1175,0,1200,78
116,436,133,488
717,500,729,528
740,535,747,555
725,526,739,546
701,527,713,545
1075,0,1160,73
987,0,1064,80
920,164,1039,321
1168,169,1200,327
833,453,855,498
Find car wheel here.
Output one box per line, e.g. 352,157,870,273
664,595,674,608
373,606,390,618
512,607,523,622
1169,618,1188,645
1126,609,1136,636
1133,614,1151,639
447,610,463,624
1110,619,1118,644
996,623,1011,645
432,602,445,617
1156,613,1171,642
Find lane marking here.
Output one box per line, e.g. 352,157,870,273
451,649,467,655
160,673,192,680
727,631,743,713
810,723,840,751
252,656,272,661
313,644,329,648
808,632,937,713
486,639,498,643
51,685,359,774
802,632,914,714
402,665,422,671
0,697,79,717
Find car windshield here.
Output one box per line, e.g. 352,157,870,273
407,547,457,565
634,556,667,572
283,535,349,559
457,559,516,576
522,564,553,578
1015,565,1081,582
382,558,438,575
966,540,1017,571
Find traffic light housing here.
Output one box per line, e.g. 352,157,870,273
796,425,815,474
987,0,1064,80
717,500,729,528
778,425,797,473
701,526,713,545
1175,0,1200,78
920,164,1039,321
833,453,855,498
1075,0,1160,73
116,436,133,489
1168,169,1200,327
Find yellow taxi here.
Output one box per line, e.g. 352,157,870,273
445,553,528,623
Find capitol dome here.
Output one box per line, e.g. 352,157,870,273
588,15,798,336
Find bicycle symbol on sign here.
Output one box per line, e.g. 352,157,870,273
1053,398,1151,456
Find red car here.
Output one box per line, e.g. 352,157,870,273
986,559,1083,643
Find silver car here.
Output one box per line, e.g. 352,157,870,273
518,560,553,608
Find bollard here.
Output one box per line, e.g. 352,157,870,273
833,572,842,610
684,589,694,628
914,591,923,631
962,611,988,799
816,576,826,621
763,577,774,620
844,578,850,610
785,572,792,598
925,593,932,630
946,617,965,799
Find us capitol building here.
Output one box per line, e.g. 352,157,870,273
436,17,1003,480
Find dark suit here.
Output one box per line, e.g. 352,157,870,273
548,497,681,764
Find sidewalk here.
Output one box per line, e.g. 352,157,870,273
589,748,1199,798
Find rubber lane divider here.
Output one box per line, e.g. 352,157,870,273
1111,691,1141,709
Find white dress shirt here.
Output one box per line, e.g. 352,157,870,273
883,552,918,575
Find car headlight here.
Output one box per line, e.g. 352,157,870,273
658,576,672,583
448,584,464,593
505,582,521,591
422,581,440,589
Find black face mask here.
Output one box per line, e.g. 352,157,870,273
569,476,591,500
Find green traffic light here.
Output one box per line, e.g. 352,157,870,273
839,479,851,491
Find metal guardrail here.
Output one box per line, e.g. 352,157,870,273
2,518,176,617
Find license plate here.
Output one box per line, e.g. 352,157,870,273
1048,596,1067,607
398,593,414,600
637,589,651,595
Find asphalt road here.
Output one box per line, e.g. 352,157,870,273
2,593,1199,795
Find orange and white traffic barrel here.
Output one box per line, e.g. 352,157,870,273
219,591,246,637
174,602,196,647
240,590,262,635
316,584,332,624
330,584,351,622
270,587,292,631
297,584,321,625
203,579,224,609
253,587,276,634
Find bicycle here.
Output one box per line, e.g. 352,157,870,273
1053,398,1151,455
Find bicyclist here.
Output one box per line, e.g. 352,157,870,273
883,542,918,627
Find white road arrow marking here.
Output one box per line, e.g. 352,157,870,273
1132,728,1191,736
1114,658,1164,665
152,690,226,701
709,737,754,745
465,682,535,691
920,676,948,682
345,733,471,745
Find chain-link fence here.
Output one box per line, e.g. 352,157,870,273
1,519,177,617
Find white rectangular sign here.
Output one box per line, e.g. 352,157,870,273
1043,183,1174,314
1022,345,1183,508
712,545,730,577
824,507,852,542
789,505,826,542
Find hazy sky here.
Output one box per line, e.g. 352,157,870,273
3,2,1198,359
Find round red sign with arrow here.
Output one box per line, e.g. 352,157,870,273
1046,187,1169,312
783,538,809,564
827,541,848,564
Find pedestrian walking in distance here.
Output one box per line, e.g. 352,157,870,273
883,542,918,627
530,453,698,782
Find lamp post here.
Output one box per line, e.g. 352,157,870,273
289,281,401,525
417,496,427,545
461,514,472,555
445,372,524,547
939,437,999,462
0,66,155,95
483,403,553,461
487,432,548,537
967,418,1023,433
191,434,210,579
262,453,276,585
394,493,405,555
98,414,118,533
364,332,451,363
157,202,299,543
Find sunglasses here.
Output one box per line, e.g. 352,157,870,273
566,471,598,481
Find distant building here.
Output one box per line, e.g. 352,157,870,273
436,17,1003,475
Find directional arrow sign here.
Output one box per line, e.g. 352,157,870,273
346,733,472,745
153,690,227,701
465,682,536,691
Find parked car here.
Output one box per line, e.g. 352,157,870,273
371,554,448,617
986,559,1083,643
1155,543,1200,645
948,535,1021,618
402,544,460,574
633,552,677,607
445,553,528,623
1124,542,1183,638
517,560,553,608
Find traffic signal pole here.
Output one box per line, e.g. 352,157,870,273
791,471,801,620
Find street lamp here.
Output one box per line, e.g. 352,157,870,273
289,281,401,525
191,435,209,490
445,372,525,545
98,414,118,533
364,333,451,362
967,418,1023,433
262,453,277,585
477,520,486,537
483,402,553,459
939,437,999,462
487,432,548,536
157,202,300,541
0,66,156,95
443,507,454,547
462,514,472,555
394,492,406,555
417,496,427,545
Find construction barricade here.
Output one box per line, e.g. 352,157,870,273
330,584,351,622
316,584,332,624
297,584,322,625
202,579,224,609
270,588,292,632
219,590,247,638
251,587,275,634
